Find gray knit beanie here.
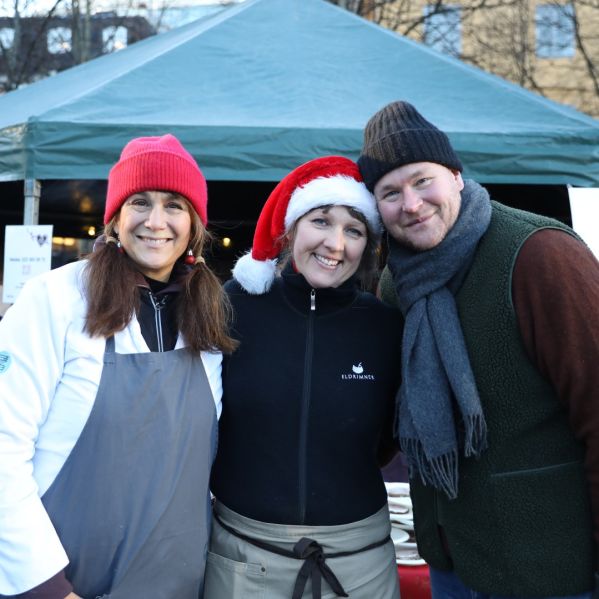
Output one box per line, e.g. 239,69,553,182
358,101,463,191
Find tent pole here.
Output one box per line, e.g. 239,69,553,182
23,179,41,225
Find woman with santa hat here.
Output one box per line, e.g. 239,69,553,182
0,134,236,598
207,156,402,599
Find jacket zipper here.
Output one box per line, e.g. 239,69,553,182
298,289,316,523
148,293,167,352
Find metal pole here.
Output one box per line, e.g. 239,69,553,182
23,179,41,225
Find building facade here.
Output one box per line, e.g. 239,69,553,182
356,0,599,116
0,13,155,91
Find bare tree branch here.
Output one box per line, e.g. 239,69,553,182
0,0,156,92
328,0,599,116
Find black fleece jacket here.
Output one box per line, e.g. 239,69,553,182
210,267,402,525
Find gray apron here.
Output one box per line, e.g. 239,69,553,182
205,502,400,599
41,336,217,599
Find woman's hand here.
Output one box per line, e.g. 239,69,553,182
65,593,82,599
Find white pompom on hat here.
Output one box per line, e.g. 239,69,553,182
233,155,381,295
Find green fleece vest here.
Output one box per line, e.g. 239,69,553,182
382,202,594,596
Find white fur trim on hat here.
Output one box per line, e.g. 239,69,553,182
284,175,381,235
232,251,278,295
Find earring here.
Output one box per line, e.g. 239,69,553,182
117,238,124,254
184,248,195,265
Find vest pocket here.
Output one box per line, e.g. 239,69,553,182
204,551,266,598
489,460,593,596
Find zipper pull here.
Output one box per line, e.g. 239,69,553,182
149,292,167,310
310,289,316,311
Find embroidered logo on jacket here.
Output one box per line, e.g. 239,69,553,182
341,362,375,381
0,351,12,374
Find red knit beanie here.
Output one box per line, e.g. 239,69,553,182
233,155,380,295
104,134,208,225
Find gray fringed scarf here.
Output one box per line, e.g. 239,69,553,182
387,180,492,499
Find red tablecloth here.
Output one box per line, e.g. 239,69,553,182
398,564,431,599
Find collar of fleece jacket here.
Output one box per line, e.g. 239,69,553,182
278,261,359,315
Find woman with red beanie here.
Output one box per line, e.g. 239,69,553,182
0,134,236,598
207,156,402,599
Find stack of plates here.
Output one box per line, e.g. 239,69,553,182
385,482,426,566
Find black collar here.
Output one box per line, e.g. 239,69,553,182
278,262,359,315
137,262,187,296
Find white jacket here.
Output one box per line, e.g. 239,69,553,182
0,260,222,594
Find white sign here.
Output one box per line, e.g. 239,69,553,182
3,225,53,304
568,187,599,260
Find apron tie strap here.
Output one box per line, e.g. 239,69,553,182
292,537,348,599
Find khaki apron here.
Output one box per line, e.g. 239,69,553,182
204,501,400,599
40,336,217,598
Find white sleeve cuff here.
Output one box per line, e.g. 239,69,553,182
0,496,69,594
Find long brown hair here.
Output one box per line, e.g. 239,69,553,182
83,201,237,354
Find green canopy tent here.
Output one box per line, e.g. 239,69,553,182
0,0,599,224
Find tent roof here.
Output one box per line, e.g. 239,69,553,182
1,0,598,185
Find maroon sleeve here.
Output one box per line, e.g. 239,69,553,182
512,228,599,570
15,570,72,599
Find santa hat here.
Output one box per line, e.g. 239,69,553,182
233,155,381,294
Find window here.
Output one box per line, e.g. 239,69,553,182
47,27,72,54
423,4,462,56
0,27,15,49
102,26,128,53
535,3,575,58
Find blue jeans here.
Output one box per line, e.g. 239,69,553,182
430,567,594,599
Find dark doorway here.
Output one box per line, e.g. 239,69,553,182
0,179,573,282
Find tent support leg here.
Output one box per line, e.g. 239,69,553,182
24,179,41,225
